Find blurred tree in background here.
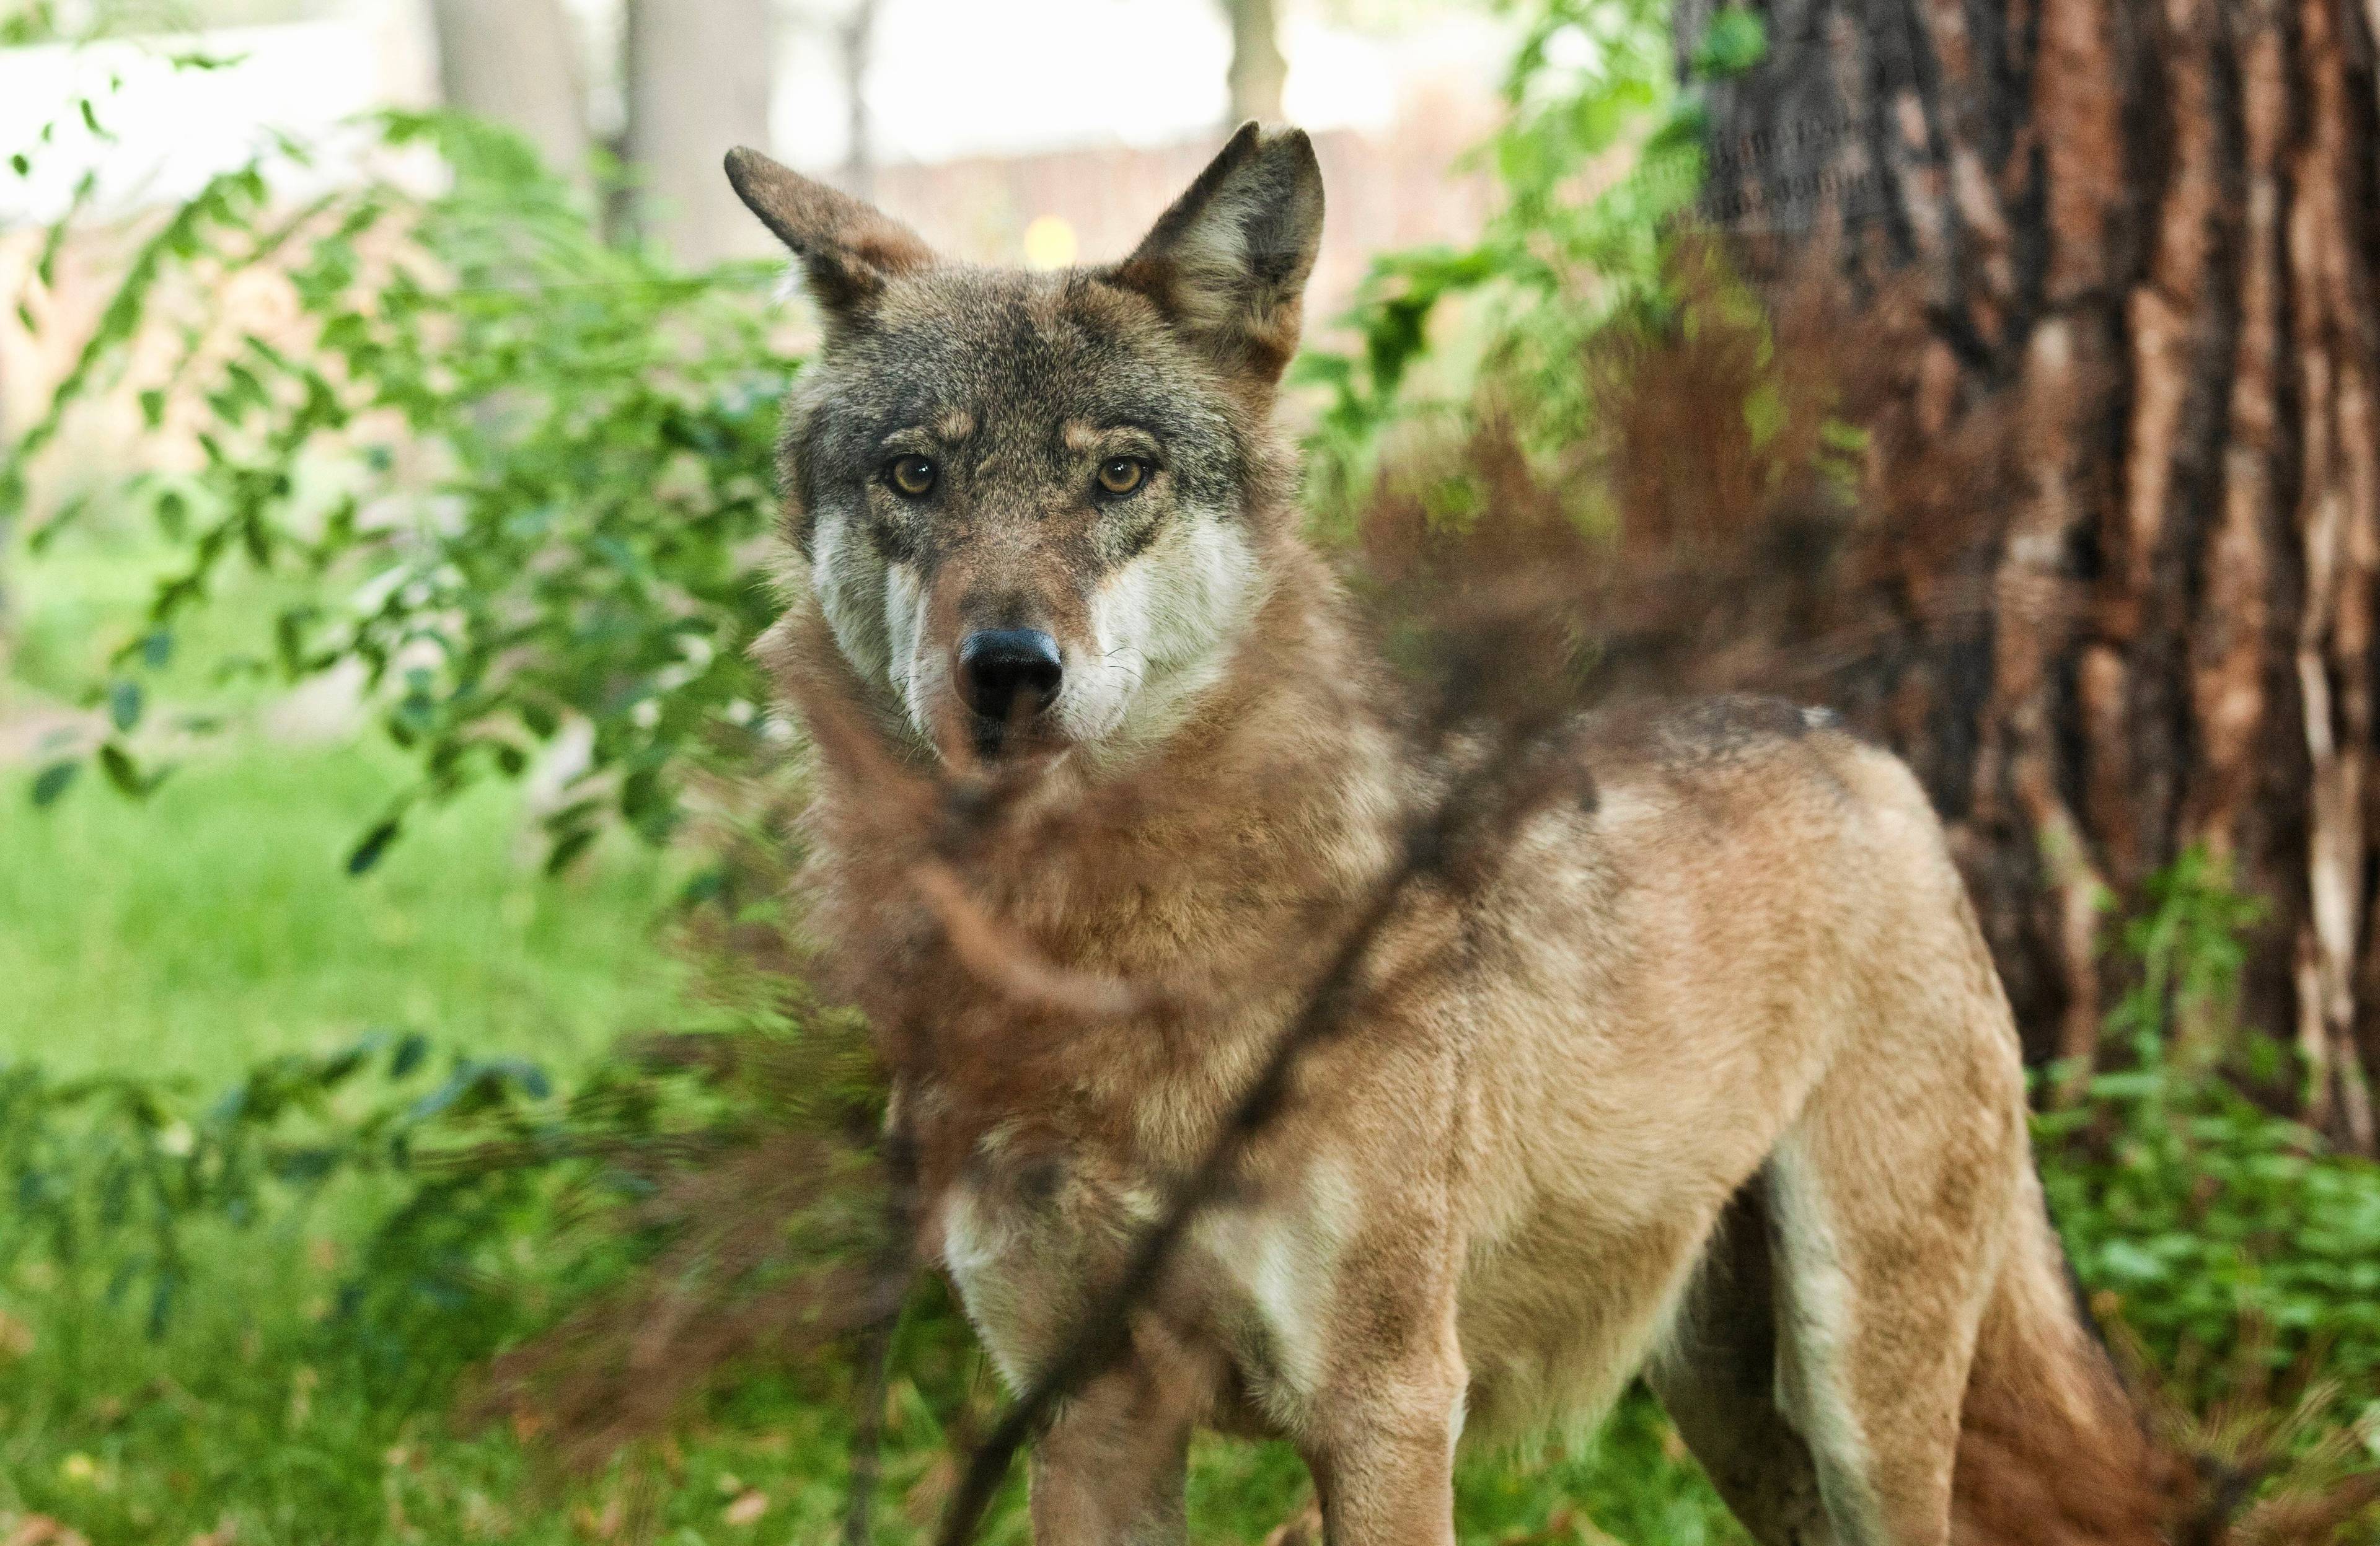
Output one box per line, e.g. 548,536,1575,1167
1222,0,1291,122
620,0,776,263
426,0,594,195
425,0,778,262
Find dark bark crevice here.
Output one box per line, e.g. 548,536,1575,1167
1693,0,2380,1144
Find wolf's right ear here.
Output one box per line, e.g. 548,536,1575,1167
1111,123,1324,386
723,146,934,333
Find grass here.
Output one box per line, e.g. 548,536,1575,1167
2,511,690,1085
0,1214,1737,1546
0,737,688,1084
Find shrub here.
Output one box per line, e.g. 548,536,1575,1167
6,112,797,869
2041,849,2380,1419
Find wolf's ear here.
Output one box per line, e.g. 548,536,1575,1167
1111,123,1324,385
723,146,934,333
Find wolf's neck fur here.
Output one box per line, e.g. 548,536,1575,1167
774,523,1405,1182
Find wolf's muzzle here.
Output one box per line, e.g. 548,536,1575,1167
957,628,1064,724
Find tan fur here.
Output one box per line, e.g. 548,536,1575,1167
728,131,2164,1545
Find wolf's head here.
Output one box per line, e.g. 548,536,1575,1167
725,126,1323,768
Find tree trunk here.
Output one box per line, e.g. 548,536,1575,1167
1222,0,1290,125
624,0,777,266
1678,0,2380,1148
838,0,881,201
429,0,593,189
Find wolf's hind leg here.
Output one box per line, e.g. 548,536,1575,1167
1761,1032,2027,1546
1646,1170,1834,1546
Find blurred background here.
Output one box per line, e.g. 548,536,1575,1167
2,0,2379,1541
0,0,1508,351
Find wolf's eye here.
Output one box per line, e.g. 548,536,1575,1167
887,455,938,498
1095,457,1147,496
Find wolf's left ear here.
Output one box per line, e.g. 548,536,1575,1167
1111,123,1324,385
723,146,934,335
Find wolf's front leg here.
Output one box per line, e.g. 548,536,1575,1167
1301,1286,1466,1546
1029,1322,1216,1546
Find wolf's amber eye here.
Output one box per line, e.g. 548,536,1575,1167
1096,457,1147,496
888,455,938,498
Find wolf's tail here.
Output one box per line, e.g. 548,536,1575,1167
1950,1195,2171,1546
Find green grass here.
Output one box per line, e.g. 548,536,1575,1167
2,506,692,1083
0,738,689,1084
0,1229,1736,1546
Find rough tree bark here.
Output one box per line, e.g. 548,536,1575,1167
624,0,777,265
1678,0,2380,1147
429,0,593,189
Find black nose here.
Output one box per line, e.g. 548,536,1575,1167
957,629,1064,721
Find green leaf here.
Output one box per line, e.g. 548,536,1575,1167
107,679,144,732
30,760,79,807
346,818,402,876
1743,380,1786,448
97,742,143,795
544,826,599,875
1692,6,1768,79
390,1033,430,1079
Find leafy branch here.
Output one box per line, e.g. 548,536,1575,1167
1296,0,1766,516
6,112,801,869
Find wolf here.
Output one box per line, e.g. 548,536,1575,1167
723,127,2167,1545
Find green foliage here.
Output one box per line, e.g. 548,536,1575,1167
0,1001,1739,1544
0,1,58,45
0,1032,483,1345
2040,850,2380,1412
1689,6,1767,77
0,1004,863,1370
5,112,798,867
1298,0,1763,514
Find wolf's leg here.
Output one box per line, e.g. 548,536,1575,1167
1645,1172,1834,1546
1761,1037,2025,1546
1302,1357,1465,1546
1028,1325,1211,1546
1300,1247,1465,1546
